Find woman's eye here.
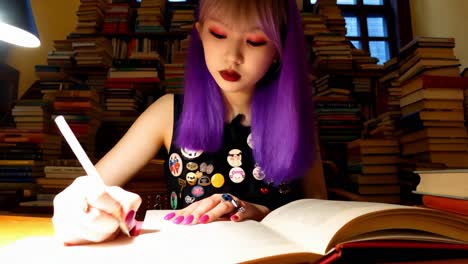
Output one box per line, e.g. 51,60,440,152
247,40,267,47
209,30,226,39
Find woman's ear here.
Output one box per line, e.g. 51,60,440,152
195,22,201,33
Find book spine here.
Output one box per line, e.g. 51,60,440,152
422,195,468,216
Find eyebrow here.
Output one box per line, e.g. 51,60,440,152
208,17,262,33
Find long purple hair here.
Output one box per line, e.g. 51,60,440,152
175,0,316,185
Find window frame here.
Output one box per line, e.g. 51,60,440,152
303,0,412,64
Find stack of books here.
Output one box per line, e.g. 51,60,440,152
300,13,328,37
362,110,401,139
308,0,352,71
0,129,62,208
314,0,347,36
377,57,401,115
135,0,166,33
346,138,401,204
395,36,460,85
102,1,132,34
413,169,467,216
313,95,363,143
397,75,468,168
71,37,113,68
168,5,195,33
73,0,107,35
11,100,51,132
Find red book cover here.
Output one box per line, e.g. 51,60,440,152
422,194,468,216
317,240,468,264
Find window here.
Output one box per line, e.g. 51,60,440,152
308,0,394,64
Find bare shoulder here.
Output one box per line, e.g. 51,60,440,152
134,93,174,149
144,93,174,116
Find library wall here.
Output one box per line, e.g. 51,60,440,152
5,0,80,98
410,0,468,69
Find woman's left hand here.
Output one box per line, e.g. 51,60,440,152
163,193,270,225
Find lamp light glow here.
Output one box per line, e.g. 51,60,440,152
0,0,40,48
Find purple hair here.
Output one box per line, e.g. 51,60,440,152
175,0,316,185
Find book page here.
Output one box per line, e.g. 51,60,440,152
261,199,413,255
0,210,314,264
140,210,315,263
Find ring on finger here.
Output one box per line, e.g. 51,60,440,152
221,193,245,213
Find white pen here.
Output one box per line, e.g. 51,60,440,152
54,115,130,236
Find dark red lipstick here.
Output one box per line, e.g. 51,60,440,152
220,70,241,82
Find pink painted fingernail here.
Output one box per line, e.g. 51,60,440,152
164,212,176,220
183,214,194,225
199,214,209,224
125,210,135,227
230,215,239,221
173,215,184,224
130,220,143,236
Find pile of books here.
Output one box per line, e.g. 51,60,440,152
413,169,467,216
397,75,468,168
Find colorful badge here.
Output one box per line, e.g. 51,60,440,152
170,191,178,209
191,186,205,197
206,164,214,174
185,195,196,204
200,162,214,174
186,162,198,171
181,148,203,159
227,149,242,167
229,167,246,183
198,175,211,186
169,153,183,177
186,172,198,185
211,173,225,188
247,133,253,149
199,162,207,172
253,164,266,181
178,178,187,198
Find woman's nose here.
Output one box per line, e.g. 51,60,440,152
224,41,244,65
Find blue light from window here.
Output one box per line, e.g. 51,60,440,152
337,0,357,4
344,16,360,37
364,0,384,5
369,41,390,64
367,17,387,37
351,40,361,49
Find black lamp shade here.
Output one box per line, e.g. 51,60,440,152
0,0,40,48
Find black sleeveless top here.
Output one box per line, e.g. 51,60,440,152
164,95,303,210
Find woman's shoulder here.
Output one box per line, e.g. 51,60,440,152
133,93,176,150
142,93,174,116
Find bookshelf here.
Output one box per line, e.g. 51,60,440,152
0,0,194,218
2,0,468,218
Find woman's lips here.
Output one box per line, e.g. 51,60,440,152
219,70,241,82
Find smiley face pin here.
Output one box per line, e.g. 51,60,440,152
227,149,242,167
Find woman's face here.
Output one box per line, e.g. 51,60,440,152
196,17,277,95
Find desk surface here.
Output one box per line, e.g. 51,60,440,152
0,214,54,247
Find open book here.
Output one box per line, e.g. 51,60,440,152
0,199,467,264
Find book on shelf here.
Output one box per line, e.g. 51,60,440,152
0,199,467,264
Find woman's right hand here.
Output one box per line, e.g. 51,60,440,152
52,176,142,245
